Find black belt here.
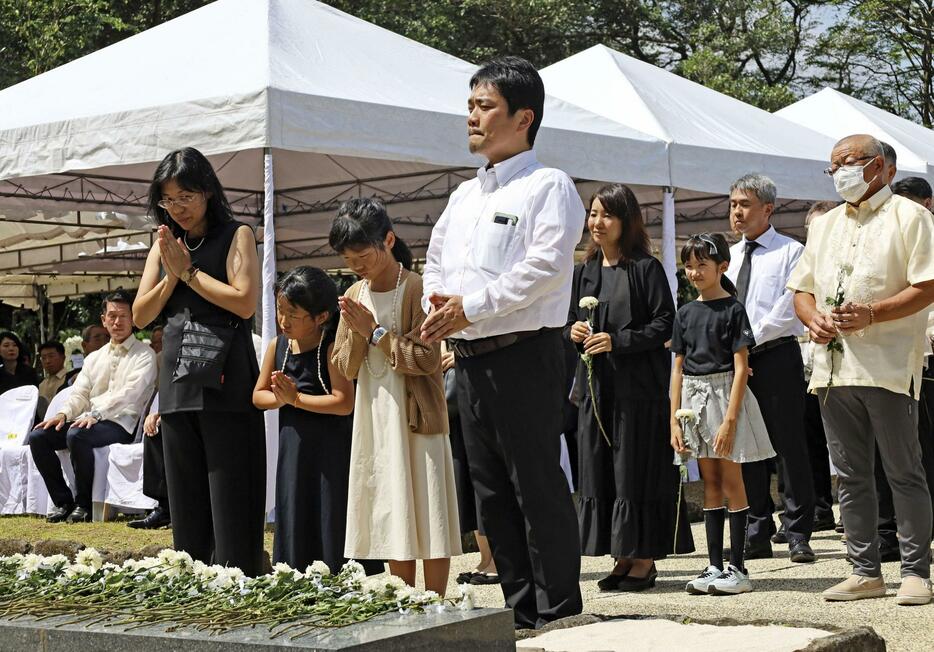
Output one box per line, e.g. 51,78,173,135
448,327,554,359
750,335,796,356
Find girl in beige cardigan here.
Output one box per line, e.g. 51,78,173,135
330,198,461,596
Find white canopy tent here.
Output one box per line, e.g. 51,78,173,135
0,0,677,513
541,45,840,265
776,87,934,183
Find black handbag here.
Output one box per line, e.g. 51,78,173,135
172,320,236,389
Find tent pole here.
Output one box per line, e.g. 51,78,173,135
661,187,677,304
261,148,279,520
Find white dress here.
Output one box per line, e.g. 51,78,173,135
344,278,462,560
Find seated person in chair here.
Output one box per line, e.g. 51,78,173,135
28,291,157,523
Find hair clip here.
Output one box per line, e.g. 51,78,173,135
694,234,719,255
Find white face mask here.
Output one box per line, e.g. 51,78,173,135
833,159,877,203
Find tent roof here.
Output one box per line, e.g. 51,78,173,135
541,45,838,199
776,88,934,181
0,0,667,185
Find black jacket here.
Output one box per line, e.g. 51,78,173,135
563,250,674,402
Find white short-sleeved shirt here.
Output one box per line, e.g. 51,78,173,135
787,186,934,398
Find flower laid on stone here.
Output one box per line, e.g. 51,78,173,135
577,296,611,447
0,550,459,640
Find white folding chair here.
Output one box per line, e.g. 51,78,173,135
24,386,75,514
102,393,159,516
0,385,39,514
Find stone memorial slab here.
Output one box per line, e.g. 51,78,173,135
0,607,514,651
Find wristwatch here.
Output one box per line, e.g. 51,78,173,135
89,409,104,422
180,265,199,284
370,325,388,346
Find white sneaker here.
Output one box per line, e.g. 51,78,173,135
685,565,722,595
708,565,753,595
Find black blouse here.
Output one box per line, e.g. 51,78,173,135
0,363,38,395
564,250,675,401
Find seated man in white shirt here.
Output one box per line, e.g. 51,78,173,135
28,291,157,524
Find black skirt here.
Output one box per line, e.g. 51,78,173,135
577,396,694,559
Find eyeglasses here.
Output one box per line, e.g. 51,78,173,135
823,155,875,176
157,193,202,210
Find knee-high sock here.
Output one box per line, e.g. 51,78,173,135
704,507,727,569
729,508,750,571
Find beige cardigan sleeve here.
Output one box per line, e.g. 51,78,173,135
373,273,440,376
331,282,368,381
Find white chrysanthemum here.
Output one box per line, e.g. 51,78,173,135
341,560,366,582
41,554,68,568
579,296,599,310
361,577,388,595
76,548,103,570
674,409,696,421
305,561,331,577
272,562,293,574
456,584,475,610
20,554,42,574
64,563,96,578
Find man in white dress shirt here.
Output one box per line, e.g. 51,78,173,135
28,291,157,524
420,56,584,630
725,174,816,563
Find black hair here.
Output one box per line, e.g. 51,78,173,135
275,266,340,337
328,198,413,270
151,324,165,334
680,233,737,296
82,324,107,342
0,331,28,365
893,176,933,201
39,341,65,356
585,183,651,262
101,290,134,315
470,56,545,147
148,147,234,237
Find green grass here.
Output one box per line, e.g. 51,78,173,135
0,515,275,555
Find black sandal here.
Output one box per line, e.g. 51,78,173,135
469,572,501,585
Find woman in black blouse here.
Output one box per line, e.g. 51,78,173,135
565,183,693,592
0,331,38,395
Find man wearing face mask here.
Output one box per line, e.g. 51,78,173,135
788,134,934,606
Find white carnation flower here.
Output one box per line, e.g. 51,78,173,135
76,548,103,570
64,563,96,578
20,554,42,574
579,296,599,310
41,554,68,568
272,562,293,574
456,583,475,610
341,560,366,582
305,561,331,577
361,577,387,594
674,409,696,421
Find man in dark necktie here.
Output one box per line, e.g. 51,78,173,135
726,174,816,563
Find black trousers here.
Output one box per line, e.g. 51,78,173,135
745,340,815,544
142,430,169,511
876,375,934,546
456,330,582,629
27,420,132,510
161,410,266,577
804,393,835,521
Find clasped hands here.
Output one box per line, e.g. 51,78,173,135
808,302,872,344
157,224,192,278
420,294,471,344
569,321,612,355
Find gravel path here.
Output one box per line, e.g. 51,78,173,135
446,506,932,651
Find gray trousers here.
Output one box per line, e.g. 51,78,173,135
817,386,932,579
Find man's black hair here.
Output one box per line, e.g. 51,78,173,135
39,341,65,356
470,56,545,147
893,176,933,201
101,290,134,315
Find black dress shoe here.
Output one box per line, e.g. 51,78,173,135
66,506,91,523
127,507,171,530
813,514,837,532
597,571,630,592
789,540,816,563
469,572,500,585
835,518,845,533
456,571,479,584
724,541,773,561
46,504,75,523
771,525,788,544
614,564,657,592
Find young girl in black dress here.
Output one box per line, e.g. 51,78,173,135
253,266,380,575
670,234,775,596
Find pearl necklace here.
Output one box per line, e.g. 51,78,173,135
280,336,329,397
360,263,403,379
183,232,205,251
